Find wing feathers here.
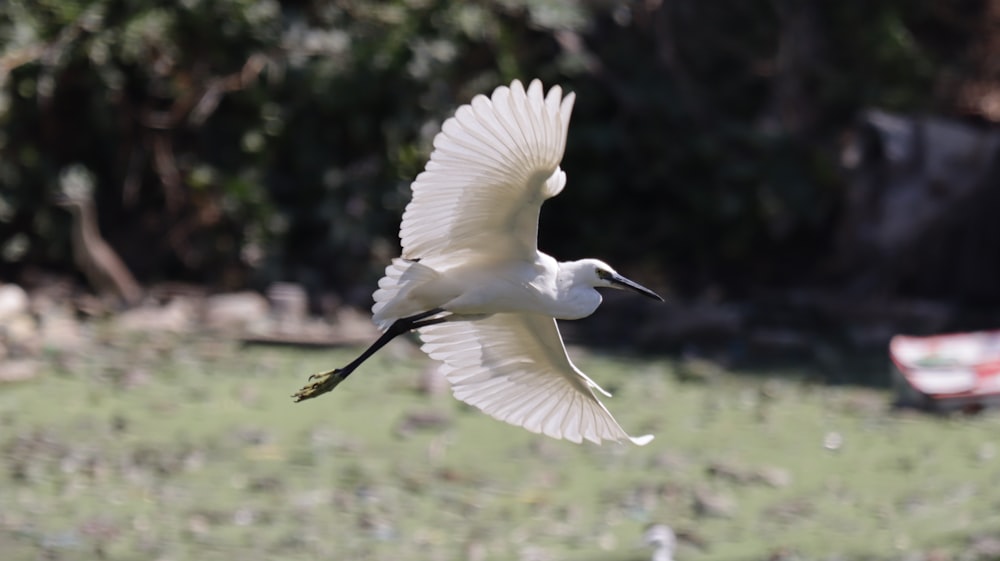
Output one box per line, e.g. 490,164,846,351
399,79,574,263
418,314,653,445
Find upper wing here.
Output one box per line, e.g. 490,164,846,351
417,313,654,445
399,79,575,265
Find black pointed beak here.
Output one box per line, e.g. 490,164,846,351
610,273,664,302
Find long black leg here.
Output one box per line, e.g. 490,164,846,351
292,308,449,402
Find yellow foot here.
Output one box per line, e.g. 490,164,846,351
292,368,347,402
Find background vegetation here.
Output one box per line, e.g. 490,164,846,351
2,0,996,308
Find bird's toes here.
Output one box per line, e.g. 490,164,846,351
290,384,319,402
291,368,346,402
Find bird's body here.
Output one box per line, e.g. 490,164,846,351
373,255,607,323
294,79,662,445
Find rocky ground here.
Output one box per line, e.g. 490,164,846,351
0,280,382,385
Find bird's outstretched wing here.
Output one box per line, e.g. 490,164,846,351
400,79,574,265
418,313,654,445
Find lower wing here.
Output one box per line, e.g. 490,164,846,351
417,313,653,445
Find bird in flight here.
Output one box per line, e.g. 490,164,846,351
294,79,662,445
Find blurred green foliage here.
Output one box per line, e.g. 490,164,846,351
0,0,978,300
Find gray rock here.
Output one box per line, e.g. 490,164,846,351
0,283,29,321
203,291,270,331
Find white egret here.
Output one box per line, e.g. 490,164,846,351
294,79,662,445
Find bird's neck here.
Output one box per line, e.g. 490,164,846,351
553,264,602,320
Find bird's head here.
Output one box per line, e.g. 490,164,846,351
573,258,664,301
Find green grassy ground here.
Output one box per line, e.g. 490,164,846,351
2,331,999,561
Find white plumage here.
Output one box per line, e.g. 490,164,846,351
420,314,648,445
398,79,571,264
295,79,661,446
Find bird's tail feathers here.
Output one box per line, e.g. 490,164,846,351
371,258,441,331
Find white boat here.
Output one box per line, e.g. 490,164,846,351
890,331,1000,411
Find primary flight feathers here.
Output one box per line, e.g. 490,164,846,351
420,314,654,446
400,79,575,263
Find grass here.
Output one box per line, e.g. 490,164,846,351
2,329,1000,561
